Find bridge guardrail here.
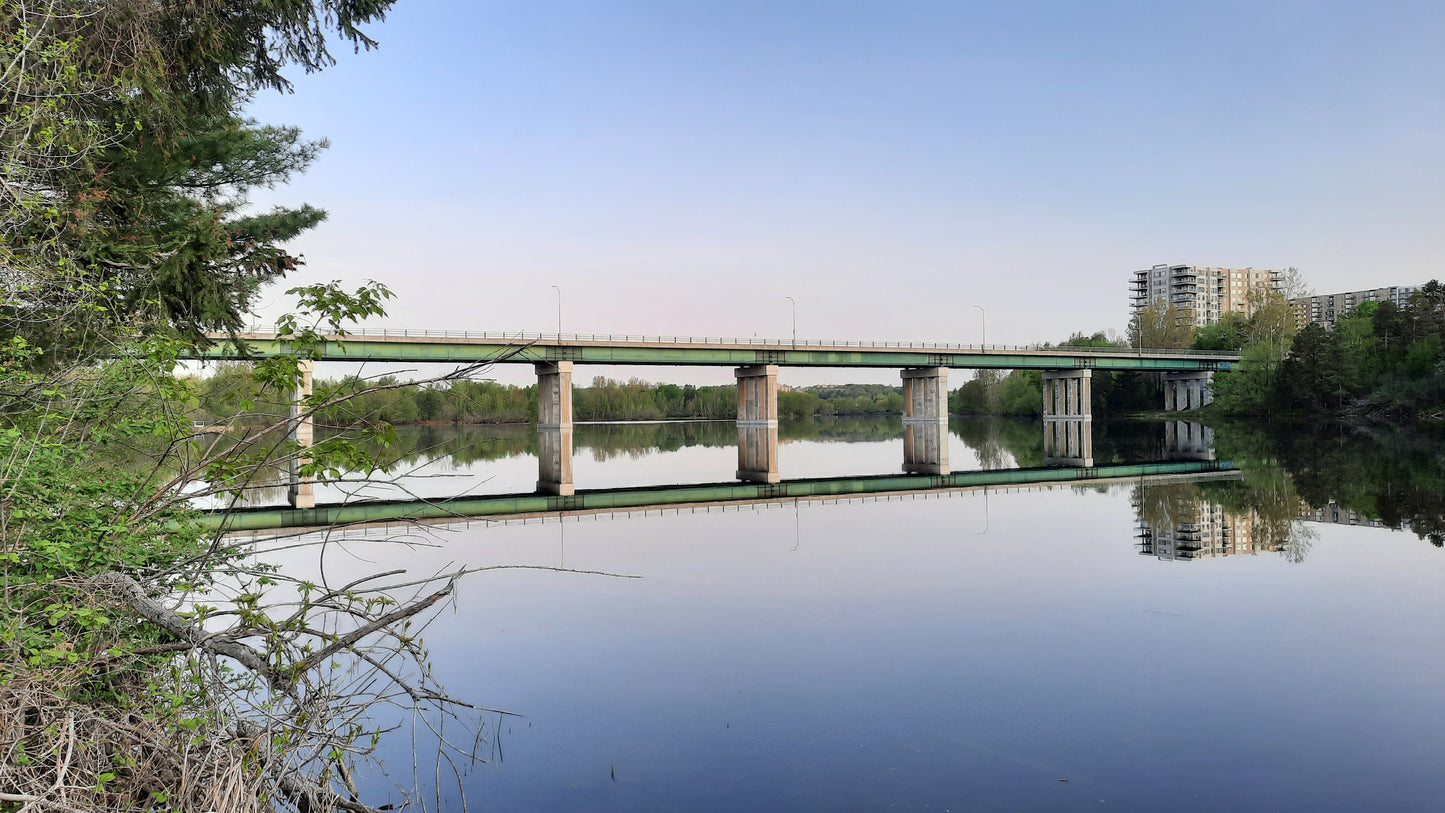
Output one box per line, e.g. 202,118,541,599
234,325,1240,359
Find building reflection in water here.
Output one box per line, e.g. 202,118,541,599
1134,489,1285,561
1137,422,1287,562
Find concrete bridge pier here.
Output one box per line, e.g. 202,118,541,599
901,367,949,424
1164,421,1215,461
537,361,574,428
903,421,950,475
736,424,781,483
736,365,779,426
735,365,780,482
898,367,952,473
1042,369,1093,467
1042,369,1092,420
287,359,316,509
1162,371,1213,411
535,362,576,495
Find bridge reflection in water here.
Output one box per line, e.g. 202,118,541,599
202,417,1231,533
204,458,1237,535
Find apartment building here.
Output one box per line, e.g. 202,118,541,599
1130,264,1281,327
1288,285,1421,331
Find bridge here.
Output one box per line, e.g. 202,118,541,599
207,329,1234,371
199,330,1238,508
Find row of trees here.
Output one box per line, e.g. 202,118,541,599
1113,269,1445,417
1209,281,1445,416
947,331,1164,417
189,371,922,425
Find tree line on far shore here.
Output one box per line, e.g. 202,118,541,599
189,370,914,426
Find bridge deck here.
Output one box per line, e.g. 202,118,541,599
205,331,1238,371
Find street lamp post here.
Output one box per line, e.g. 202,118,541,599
786,296,796,347
972,304,986,349
551,285,562,336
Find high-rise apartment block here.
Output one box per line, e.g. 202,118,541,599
1288,285,1421,331
1130,264,1281,327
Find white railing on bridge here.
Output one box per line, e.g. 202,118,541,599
237,325,1238,358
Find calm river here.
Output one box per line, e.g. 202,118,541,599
253,418,1445,811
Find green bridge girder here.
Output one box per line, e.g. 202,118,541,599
196,459,1236,533
198,336,1235,371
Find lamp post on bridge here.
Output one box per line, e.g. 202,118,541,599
972,304,986,349
551,285,562,337
786,296,796,348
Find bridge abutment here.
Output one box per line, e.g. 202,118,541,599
1162,371,1213,411
287,359,315,509
901,367,949,423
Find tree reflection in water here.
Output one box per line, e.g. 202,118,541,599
205,418,1445,559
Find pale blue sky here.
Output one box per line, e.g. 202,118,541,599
247,1,1445,382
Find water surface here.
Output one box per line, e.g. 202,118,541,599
257,418,1445,811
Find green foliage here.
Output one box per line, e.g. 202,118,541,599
1211,279,1445,416
1,0,396,352
1211,340,1287,415
1192,312,1250,352
1129,300,1196,349
1213,420,1445,547
778,390,823,418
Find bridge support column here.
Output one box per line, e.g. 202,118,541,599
1042,369,1092,419
735,365,778,426
901,367,949,424
736,424,780,483
1161,371,1213,412
536,361,574,428
1042,369,1093,467
535,362,575,495
903,421,950,475
287,359,315,509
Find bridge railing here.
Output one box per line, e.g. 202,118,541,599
234,325,1239,358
